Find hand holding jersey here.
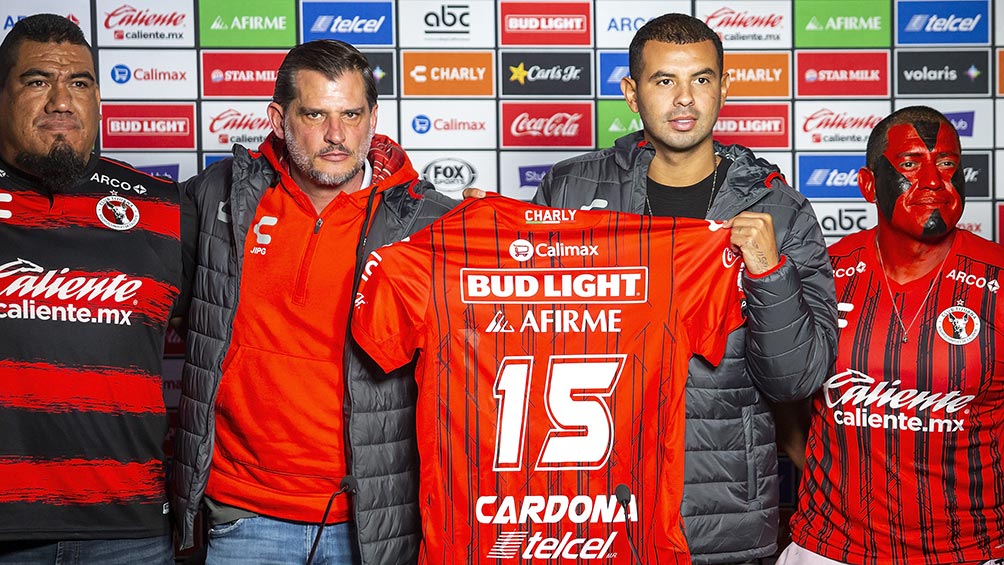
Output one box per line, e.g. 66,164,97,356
786,106,1004,564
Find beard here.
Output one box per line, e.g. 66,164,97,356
15,139,89,193
284,120,374,188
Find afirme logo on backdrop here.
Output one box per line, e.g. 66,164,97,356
500,51,593,97
895,50,991,96
797,154,866,199
597,51,628,97
302,1,394,45
793,0,889,48
896,0,990,45
795,51,889,97
499,1,592,47
713,103,790,150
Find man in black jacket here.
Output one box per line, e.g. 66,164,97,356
532,13,838,564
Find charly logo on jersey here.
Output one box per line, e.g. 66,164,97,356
421,158,478,192
0,190,12,220
250,215,278,255
896,0,989,46
96,193,140,231
478,495,636,560
508,238,599,262
936,302,981,345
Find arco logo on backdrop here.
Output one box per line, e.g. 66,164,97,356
792,0,889,48
895,0,990,46
714,103,790,150
100,103,196,150
796,51,889,97
499,1,592,47
402,51,494,96
501,101,594,148
201,51,286,98
301,1,394,46
500,51,592,97
895,49,991,96
723,52,790,98
594,0,675,48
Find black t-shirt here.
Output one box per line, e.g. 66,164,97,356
646,157,733,219
0,154,193,540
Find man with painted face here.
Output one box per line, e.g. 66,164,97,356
782,106,1004,565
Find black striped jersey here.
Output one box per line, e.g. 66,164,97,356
791,228,1004,564
0,155,189,540
351,195,746,564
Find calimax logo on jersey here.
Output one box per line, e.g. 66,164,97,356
201,51,286,98
895,0,989,45
713,103,790,150
896,50,990,96
100,103,196,150
499,1,592,47
461,267,648,304
302,1,394,45
796,51,889,97
402,51,494,96
797,153,866,199
201,103,271,151
597,51,628,97
98,2,191,46
501,102,594,148
723,52,790,98
699,3,790,48
500,51,592,97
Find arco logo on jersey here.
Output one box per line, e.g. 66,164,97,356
945,269,1000,293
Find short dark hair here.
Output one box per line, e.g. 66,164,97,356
628,13,723,81
0,14,91,89
272,39,377,111
865,106,958,170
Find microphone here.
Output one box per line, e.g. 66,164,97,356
306,476,357,565
614,484,643,565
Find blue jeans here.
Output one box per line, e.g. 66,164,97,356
206,516,357,565
0,535,173,564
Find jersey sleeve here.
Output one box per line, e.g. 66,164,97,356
677,224,747,366
351,240,432,373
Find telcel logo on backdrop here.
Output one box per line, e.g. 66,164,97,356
896,50,990,96
797,154,866,199
896,0,989,45
499,1,592,46
796,51,888,97
501,51,592,96
597,51,628,97
201,51,286,98
302,1,394,45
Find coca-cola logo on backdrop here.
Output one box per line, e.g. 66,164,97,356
501,102,593,148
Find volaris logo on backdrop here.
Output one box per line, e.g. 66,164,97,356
302,1,394,46
793,0,889,47
198,0,295,47
896,0,989,45
896,50,990,96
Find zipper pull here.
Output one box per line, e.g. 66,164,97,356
314,218,323,234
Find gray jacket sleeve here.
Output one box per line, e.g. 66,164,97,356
740,197,837,402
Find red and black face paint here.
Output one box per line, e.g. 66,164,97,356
873,121,964,239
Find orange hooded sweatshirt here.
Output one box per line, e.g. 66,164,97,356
206,134,419,524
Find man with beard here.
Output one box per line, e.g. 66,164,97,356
0,14,190,564
528,13,837,564
172,40,456,564
782,106,1004,565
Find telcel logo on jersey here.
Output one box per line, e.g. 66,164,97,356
303,1,393,45
477,495,636,560
461,267,648,304
896,0,989,45
824,369,975,432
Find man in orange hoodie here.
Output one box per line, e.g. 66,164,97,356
172,40,455,564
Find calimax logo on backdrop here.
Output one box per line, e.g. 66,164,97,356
896,49,990,96
500,51,592,97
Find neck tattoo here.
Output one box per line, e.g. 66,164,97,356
873,235,951,343
646,154,720,217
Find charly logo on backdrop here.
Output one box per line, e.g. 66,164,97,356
895,49,990,96
500,51,592,97
895,0,990,46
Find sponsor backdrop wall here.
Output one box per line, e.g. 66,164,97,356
7,0,1000,511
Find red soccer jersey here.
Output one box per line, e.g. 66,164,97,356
791,228,1004,565
352,195,746,564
